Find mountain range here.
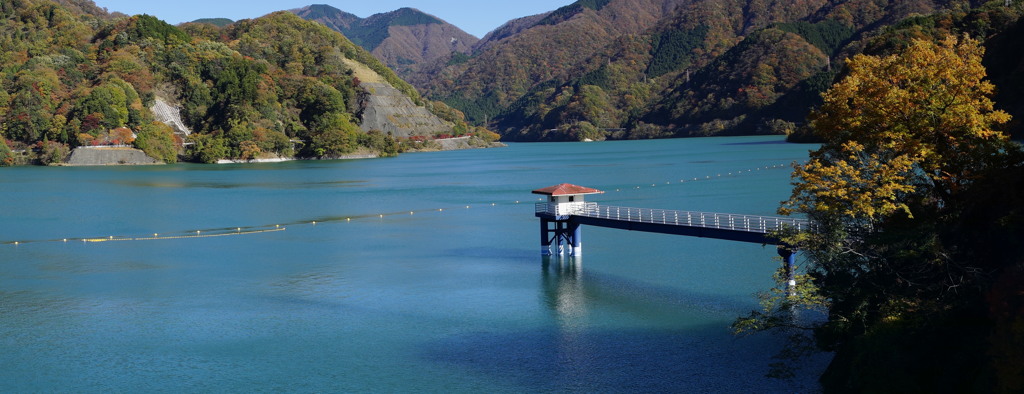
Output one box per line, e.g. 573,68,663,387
2,0,1022,167
291,5,477,81
293,0,1024,141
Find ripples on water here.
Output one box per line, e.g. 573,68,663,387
0,136,827,392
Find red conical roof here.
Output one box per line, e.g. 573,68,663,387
531,183,605,196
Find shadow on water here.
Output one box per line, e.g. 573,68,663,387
421,256,824,393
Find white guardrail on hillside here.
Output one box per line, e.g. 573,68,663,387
536,203,809,233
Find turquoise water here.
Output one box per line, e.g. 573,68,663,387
0,136,827,392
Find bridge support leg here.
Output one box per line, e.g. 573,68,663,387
540,218,553,256
777,246,797,296
556,221,566,255
570,222,582,257
540,219,583,257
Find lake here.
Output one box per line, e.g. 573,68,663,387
0,136,829,392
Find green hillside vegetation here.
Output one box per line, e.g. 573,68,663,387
423,0,681,127
190,18,234,27
536,0,612,26
422,0,1024,142
490,0,831,141
0,0,471,165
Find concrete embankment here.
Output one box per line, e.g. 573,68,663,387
65,147,161,166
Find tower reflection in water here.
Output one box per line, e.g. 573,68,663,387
540,255,596,376
541,256,586,329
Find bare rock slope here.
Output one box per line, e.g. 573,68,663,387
358,82,451,137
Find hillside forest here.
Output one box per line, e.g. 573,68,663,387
399,0,1024,142
0,0,489,166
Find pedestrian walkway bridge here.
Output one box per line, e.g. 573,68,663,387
536,202,809,246
531,183,808,257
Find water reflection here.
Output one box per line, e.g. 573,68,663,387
541,256,585,330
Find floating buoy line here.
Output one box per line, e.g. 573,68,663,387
4,163,794,247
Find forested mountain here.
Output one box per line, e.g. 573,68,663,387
418,0,688,128
389,0,1020,142
0,0,484,165
190,18,233,28
292,5,478,80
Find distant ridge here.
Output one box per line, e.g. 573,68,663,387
292,4,478,79
189,18,233,27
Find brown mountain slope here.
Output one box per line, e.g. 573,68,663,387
448,0,981,140
293,5,478,80
421,0,689,122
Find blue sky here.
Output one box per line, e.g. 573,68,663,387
91,1,576,38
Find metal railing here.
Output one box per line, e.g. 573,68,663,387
535,202,598,217
537,203,808,233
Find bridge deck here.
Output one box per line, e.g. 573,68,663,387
536,203,807,244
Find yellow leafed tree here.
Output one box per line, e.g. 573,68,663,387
783,35,1011,221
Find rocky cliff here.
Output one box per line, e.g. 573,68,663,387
358,82,451,137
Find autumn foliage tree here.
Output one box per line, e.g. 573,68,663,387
739,36,1024,391
785,36,1012,221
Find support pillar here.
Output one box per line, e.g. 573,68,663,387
570,222,582,257
540,218,553,256
539,218,583,257
555,221,566,255
777,246,797,295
